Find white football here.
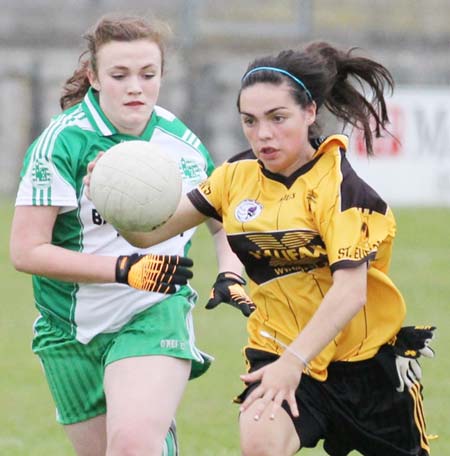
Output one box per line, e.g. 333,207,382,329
89,141,182,231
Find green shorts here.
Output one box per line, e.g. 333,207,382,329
32,292,212,425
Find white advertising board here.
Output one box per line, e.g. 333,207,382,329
347,87,450,206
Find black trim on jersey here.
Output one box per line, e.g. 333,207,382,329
227,149,256,163
330,254,374,274
340,151,387,215
260,155,323,189
187,189,222,222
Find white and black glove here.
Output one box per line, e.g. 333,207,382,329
376,325,436,392
393,326,436,392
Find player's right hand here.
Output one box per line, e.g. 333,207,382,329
83,152,104,200
115,253,193,293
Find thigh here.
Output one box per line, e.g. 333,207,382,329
240,399,300,456
109,293,212,380
104,355,191,442
32,317,111,425
64,414,107,456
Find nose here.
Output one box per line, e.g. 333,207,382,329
127,76,143,94
257,121,273,140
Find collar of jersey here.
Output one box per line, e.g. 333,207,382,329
258,134,349,188
312,134,348,158
81,88,157,140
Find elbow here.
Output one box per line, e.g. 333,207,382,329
10,250,30,274
345,287,367,316
10,240,35,274
356,294,367,312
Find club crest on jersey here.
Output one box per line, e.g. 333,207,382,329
31,159,52,189
235,200,263,222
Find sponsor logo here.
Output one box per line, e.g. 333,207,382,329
235,200,263,222
180,158,203,182
160,339,186,350
31,159,52,189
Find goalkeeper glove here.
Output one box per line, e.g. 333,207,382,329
116,253,193,293
393,325,436,392
205,272,256,317
376,325,436,392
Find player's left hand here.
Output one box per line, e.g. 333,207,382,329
116,253,193,293
83,152,104,199
393,325,436,392
205,272,256,317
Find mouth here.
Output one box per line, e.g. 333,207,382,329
124,101,145,107
259,147,279,156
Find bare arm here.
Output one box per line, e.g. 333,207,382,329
240,263,367,417
120,194,208,248
288,263,367,363
10,206,116,282
206,218,244,274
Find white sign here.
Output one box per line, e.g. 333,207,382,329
348,87,450,206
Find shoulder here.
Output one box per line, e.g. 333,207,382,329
153,106,188,138
152,105,208,153
312,135,388,214
227,148,256,163
31,106,90,156
339,151,388,214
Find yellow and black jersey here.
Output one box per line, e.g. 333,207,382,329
188,135,406,380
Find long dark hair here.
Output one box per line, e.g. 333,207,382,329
60,14,170,110
238,41,395,155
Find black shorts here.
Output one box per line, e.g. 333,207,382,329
237,348,429,456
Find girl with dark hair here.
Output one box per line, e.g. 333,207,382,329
86,41,435,455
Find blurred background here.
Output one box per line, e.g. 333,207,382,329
1,1,449,455
1,0,450,204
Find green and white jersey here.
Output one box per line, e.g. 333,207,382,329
16,88,215,344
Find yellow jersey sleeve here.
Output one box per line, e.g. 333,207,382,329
314,141,396,273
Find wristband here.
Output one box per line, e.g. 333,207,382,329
260,330,311,374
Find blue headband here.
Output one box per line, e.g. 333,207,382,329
242,66,313,101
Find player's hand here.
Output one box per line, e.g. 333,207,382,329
393,325,436,392
205,272,255,317
116,253,193,293
83,152,104,200
239,356,302,420
376,325,436,392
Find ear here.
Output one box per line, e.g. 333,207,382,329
305,101,317,126
87,67,100,91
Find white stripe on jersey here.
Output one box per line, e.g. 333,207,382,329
84,95,113,135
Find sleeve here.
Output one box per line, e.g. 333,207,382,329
187,162,230,222
15,127,78,211
316,153,396,273
201,144,216,177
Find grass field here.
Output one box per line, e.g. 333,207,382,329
1,198,449,455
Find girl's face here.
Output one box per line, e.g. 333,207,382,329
88,39,162,136
239,82,316,176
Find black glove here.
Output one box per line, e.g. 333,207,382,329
376,325,436,392
116,253,193,293
205,272,256,317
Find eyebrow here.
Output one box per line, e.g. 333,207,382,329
109,64,158,71
240,106,288,116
